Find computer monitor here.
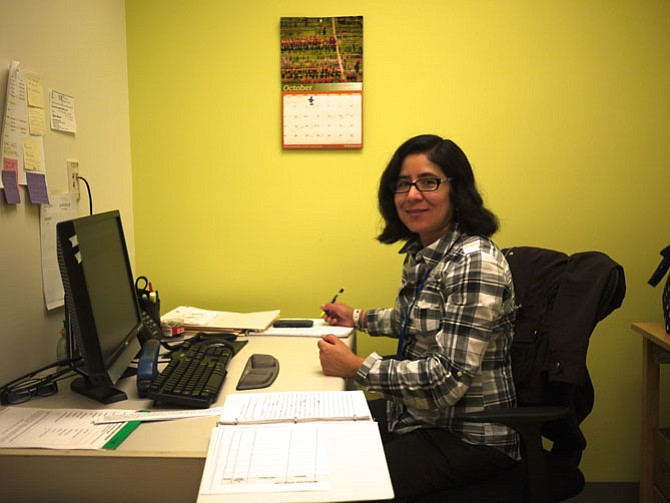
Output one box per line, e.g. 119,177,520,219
56,210,142,404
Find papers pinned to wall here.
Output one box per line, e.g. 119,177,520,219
1,60,48,189
49,90,77,133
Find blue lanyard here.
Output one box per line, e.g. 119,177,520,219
396,268,433,360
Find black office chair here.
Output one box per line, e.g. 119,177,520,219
414,246,626,503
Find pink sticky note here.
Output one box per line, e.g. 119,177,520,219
3,157,18,172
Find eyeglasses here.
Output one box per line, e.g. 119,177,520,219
390,177,451,194
0,364,74,405
0,379,58,405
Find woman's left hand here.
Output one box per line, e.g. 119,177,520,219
317,334,364,378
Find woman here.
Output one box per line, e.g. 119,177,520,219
318,134,519,501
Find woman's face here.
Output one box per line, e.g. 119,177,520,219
394,153,454,246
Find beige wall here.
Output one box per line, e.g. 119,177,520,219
0,0,134,382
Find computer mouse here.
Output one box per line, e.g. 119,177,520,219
195,331,238,341
202,339,235,350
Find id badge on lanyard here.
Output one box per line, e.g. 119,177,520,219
396,268,433,360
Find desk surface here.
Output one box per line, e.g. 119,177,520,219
631,321,668,503
632,321,670,352
0,334,371,503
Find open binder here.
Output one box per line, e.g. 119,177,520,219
218,390,371,425
197,391,394,502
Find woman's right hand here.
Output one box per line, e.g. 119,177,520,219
321,302,355,327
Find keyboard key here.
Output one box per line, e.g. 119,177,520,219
147,340,233,408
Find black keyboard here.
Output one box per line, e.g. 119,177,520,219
147,340,234,408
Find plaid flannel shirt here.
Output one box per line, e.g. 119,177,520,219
356,228,520,460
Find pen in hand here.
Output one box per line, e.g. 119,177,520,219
330,288,344,304
321,288,345,317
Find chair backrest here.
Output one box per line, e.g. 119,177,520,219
416,246,626,503
415,246,626,503
502,246,626,458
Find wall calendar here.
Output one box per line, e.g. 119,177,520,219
280,16,363,149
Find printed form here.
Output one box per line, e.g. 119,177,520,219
199,391,375,496
219,390,372,425
0,407,132,449
202,423,329,494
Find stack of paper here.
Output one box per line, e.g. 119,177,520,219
218,390,372,425
0,407,138,450
251,319,354,338
161,306,280,332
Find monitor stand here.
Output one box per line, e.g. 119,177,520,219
70,376,127,404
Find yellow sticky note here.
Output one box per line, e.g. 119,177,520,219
25,73,45,108
23,137,44,171
28,107,47,136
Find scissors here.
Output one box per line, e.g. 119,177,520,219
135,276,150,295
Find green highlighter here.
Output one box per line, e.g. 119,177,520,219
102,410,148,450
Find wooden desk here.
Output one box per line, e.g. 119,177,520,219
632,321,670,503
0,335,354,503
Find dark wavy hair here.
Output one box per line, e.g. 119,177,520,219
377,134,499,244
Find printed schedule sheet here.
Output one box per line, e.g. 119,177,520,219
201,423,329,494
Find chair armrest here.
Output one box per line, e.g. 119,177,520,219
459,405,569,427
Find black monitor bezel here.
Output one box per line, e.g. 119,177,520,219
57,210,142,404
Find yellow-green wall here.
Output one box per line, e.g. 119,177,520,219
125,0,670,482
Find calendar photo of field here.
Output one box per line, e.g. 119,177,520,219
280,16,363,84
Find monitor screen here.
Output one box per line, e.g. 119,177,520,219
57,210,141,404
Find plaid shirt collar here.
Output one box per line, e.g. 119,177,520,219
398,226,462,267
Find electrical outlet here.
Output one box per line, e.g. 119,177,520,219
67,159,80,198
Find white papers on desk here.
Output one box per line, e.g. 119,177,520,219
0,407,131,449
250,319,354,338
93,407,225,425
218,390,372,425
198,391,393,502
201,423,330,494
161,306,280,332
198,421,393,502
